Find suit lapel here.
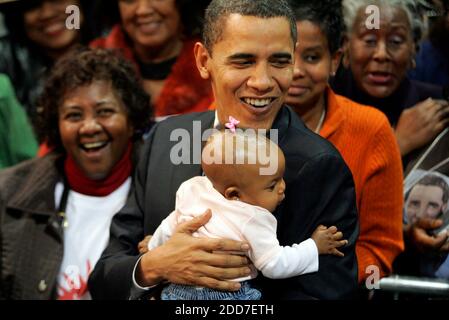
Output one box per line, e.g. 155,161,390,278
146,112,215,233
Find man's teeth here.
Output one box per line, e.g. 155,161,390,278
83,142,107,149
243,98,272,107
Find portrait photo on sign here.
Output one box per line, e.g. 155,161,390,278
404,169,449,238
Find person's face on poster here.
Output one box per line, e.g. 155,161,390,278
407,184,448,220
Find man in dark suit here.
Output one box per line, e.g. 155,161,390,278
89,0,359,300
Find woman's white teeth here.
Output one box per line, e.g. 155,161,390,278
83,142,106,149
244,98,272,107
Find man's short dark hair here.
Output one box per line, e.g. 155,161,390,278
203,0,297,53
288,0,345,55
415,174,449,204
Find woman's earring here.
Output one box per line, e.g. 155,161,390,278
411,58,417,69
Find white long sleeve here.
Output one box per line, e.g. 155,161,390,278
241,214,319,279
257,239,318,279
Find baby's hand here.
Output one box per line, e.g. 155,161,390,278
138,235,153,254
311,225,348,257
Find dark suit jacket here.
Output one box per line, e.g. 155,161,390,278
88,107,359,300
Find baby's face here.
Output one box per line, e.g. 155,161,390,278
239,151,286,212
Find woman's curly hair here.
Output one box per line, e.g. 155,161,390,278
36,47,152,151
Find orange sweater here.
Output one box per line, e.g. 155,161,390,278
320,89,404,283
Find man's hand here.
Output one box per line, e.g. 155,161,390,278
136,210,252,291
395,98,449,156
405,217,449,253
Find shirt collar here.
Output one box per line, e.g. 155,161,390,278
213,110,220,129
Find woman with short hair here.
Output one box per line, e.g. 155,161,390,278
333,0,449,160
0,48,152,299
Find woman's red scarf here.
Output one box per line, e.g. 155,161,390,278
64,143,132,197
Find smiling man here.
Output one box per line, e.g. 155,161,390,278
89,0,359,300
194,11,294,130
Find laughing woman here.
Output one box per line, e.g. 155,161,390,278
0,48,151,299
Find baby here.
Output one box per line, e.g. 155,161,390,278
148,129,348,300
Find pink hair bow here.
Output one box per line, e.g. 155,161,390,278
225,116,240,133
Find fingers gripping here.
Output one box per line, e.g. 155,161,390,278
175,209,212,234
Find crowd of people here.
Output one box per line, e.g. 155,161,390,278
0,0,448,300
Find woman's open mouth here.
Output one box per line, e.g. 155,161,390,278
80,141,109,154
367,72,393,85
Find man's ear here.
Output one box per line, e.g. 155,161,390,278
194,42,211,80
224,186,241,201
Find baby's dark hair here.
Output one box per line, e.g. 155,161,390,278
288,0,345,54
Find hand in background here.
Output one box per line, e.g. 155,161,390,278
405,217,449,253
395,98,449,156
